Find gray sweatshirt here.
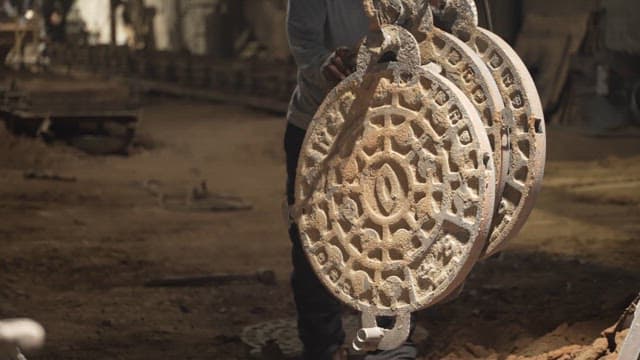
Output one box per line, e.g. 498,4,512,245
286,0,370,130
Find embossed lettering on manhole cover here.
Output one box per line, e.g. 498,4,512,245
441,0,547,258
294,62,495,315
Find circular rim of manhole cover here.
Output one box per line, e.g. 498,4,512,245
441,1,547,258
294,60,496,316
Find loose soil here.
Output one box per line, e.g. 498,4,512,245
0,96,639,359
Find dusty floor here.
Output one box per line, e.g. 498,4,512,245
0,97,639,359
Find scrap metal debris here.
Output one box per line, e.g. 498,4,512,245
144,269,276,287
23,169,76,182
142,179,252,212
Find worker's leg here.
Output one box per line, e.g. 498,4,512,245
285,123,345,360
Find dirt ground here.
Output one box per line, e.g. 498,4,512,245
0,96,639,359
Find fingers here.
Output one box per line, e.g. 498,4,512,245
324,63,347,82
335,47,352,59
335,47,357,74
323,48,358,83
331,55,349,76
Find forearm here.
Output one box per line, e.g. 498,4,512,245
287,0,331,86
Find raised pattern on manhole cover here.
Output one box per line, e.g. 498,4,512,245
294,61,495,316
412,6,509,202
366,1,508,210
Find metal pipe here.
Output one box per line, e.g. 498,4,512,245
352,337,368,352
0,318,45,351
352,326,386,352
356,327,385,343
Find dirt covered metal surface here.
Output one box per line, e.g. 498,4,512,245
0,96,638,359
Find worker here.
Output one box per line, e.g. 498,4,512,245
284,1,418,359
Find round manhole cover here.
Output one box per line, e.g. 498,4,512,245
295,59,496,316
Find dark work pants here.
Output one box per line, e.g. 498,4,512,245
284,123,418,360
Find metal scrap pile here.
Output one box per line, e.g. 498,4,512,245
293,0,546,351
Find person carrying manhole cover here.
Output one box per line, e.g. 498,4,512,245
284,1,418,359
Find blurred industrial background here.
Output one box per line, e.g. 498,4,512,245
0,0,639,359
2,0,640,138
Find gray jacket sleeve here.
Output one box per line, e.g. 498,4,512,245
287,0,331,88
